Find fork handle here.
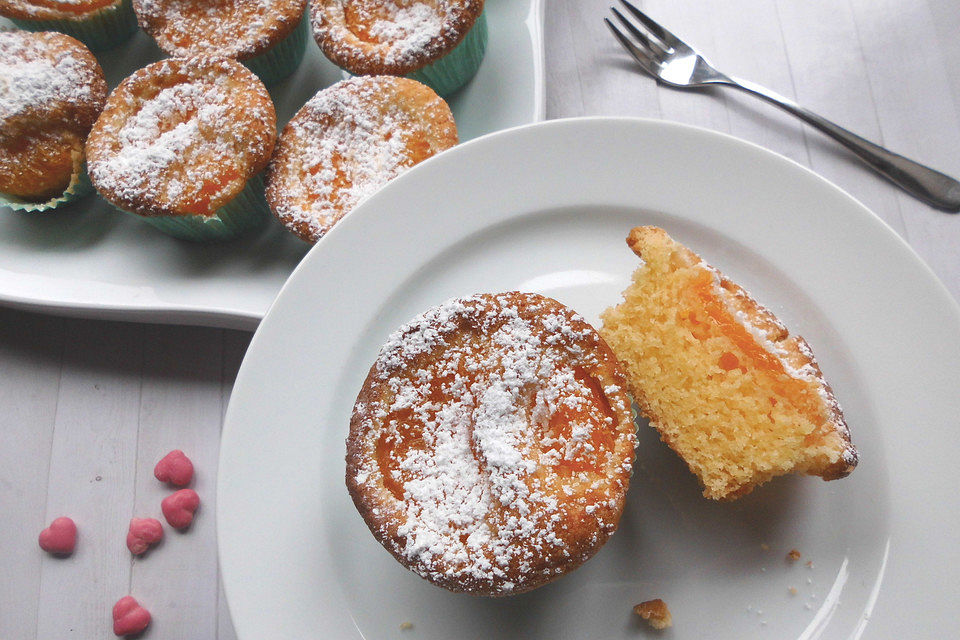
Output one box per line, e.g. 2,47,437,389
725,77,960,212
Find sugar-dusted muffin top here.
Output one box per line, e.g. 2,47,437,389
133,0,305,60
86,57,276,218
0,0,119,20
0,31,106,200
266,75,457,243
601,227,858,500
312,0,484,75
348,292,638,596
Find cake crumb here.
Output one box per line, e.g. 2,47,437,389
634,599,672,630
399,621,414,631
806,560,814,569
789,587,798,596
787,549,802,562
760,542,770,551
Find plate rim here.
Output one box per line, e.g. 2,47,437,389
217,115,960,639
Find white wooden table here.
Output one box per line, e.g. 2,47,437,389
3,1,958,638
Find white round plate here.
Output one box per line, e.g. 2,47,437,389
218,118,960,639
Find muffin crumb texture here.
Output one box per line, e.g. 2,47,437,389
600,226,858,500
634,599,672,630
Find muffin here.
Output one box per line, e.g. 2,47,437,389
266,75,457,243
348,292,638,596
0,31,107,212
132,0,308,85
600,227,858,500
86,56,277,241
311,0,487,97
1,0,138,50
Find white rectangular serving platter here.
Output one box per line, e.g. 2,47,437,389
0,0,545,330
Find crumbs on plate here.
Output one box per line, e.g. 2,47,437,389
634,599,672,630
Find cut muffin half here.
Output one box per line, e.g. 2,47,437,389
600,226,857,500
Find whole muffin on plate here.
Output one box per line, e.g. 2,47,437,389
0,0,138,50
347,292,638,596
133,0,309,85
0,31,107,212
266,75,457,243
86,56,277,241
311,0,487,96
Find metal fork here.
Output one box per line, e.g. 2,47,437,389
605,1,960,212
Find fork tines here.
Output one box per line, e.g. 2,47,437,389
605,1,681,74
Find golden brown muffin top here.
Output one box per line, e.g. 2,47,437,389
266,75,457,243
133,0,306,61
86,57,276,218
0,30,106,136
0,0,120,21
0,31,106,200
311,0,484,75
348,292,638,595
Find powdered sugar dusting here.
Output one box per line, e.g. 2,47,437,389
99,83,226,203
349,293,637,594
134,0,305,60
1,0,120,19
87,58,275,217
313,0,482,74
366,2,445,63
0,31,100,124
267,75,455,242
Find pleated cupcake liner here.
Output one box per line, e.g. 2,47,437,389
121,173,271,242
243,11,308,86
11,0,138,51
0,161,93,213
406,9,488,97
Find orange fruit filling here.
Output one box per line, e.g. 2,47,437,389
180,167,241,216
543,368,616,475
689,271,821,422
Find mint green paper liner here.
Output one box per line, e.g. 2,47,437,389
11,0,138,51
405,9,487,97
243,12,308,86
0,162,93,213
124,174,270,242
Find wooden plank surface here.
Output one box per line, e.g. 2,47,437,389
2,1,958,638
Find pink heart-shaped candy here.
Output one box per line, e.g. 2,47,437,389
153,449,194,487
161,489,200,529
126,517,164,555
112,596,150,637
38,517,77,555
